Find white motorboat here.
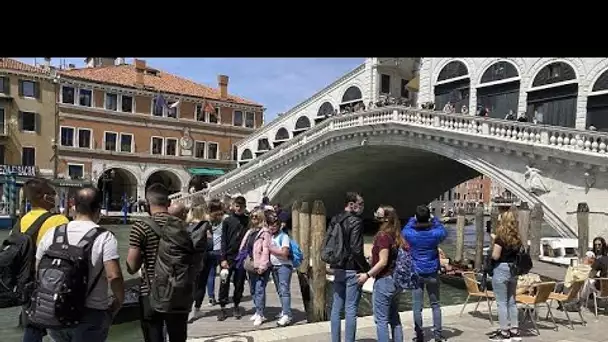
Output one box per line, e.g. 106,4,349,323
539,237,588,266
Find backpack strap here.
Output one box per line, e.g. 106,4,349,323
76,227,108,297
15,212,55,243
139,217,162,237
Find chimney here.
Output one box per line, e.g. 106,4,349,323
43,57,51,70
218,74,229,99
134,59,146,86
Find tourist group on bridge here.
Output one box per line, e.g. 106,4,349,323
3,178,608,342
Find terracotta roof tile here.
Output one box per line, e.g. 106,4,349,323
0,58,47,75
59,63,261,106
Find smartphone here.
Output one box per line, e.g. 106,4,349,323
485,220,492,234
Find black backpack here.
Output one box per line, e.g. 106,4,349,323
141,216,198,314
186,220,210,272
512,245,533,276
27,224,105,329
321,214,349,265
0,212,53,308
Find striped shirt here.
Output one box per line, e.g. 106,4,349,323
128,212,170,296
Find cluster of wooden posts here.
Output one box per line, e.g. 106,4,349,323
451,201,591,270
290,199,329,323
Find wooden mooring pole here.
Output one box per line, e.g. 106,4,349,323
577,203,590,261
529,203,543,261
310,200,327,322
474,205,485,270
291,200,301,244
490,206,500,234
455,208,466,264
517,202,531,248
296,201,313,321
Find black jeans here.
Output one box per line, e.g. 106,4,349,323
194,252,218,308
139,296,188,342
217,264,245,308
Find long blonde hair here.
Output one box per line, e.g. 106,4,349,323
186,204,208,224
496,210,522,247
248,208,267,229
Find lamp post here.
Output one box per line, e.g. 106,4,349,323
100,169,116,211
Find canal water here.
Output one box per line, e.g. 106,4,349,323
0,221,559,341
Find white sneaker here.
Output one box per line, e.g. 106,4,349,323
249,313,260,321
277,315,291,327
253,315,266,326
275,311,283,319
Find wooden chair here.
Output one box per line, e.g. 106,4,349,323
516,281,558,335
586,277,608,318
546,279,586,330
459,272,495,324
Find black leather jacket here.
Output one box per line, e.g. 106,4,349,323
329,211,370,272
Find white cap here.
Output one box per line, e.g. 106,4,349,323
219,268,229,282
586,251,596,259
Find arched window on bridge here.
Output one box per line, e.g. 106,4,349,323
587,69,608,132
434,61,470,114
477,61,520,119
241,149,253,161
274,127,290,147
339,86,363,112
316,101,334,124
527,62,578,128
293,116,311,137
256,138,271,156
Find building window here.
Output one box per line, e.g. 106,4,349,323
232,145,238,161
401,79,409,98
0,145,4,164
209,107,219,124
151,137,163,155
61,86,75,104
60,127,75,146
479,193,483,200
121,95,133,113
165,138,177,156
105,93,118,111
245,112,255,128
195,104,205,122
0,108,5,135
0,77,7,94
195,141,205,158
104,132,117,151
68,164,84,180
78,128,92,148
207,142,218,159
381,74,390,94
22,147,35,166
167,102,178,119
233,111,243,126
152,99,164,116
79,89,92,107
20,80,37,98
120,133,133,153
21,112,36,132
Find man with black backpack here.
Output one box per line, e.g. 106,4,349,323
0,178,69,342
322,192,369,342
28,186,124,342
126,183,202,342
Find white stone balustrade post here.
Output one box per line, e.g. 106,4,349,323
433,116,440,127
481,122,490,135
393,110,399,121
540,130,550,145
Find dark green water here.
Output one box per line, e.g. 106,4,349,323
0,221,558,341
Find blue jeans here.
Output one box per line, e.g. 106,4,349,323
48,308,111,342
206,251,219,300
492,262,518,330
271,264,293,318
330,269,362,342
22,326,45,342
412,273,442,340
373,276,404,342
250,269,270,316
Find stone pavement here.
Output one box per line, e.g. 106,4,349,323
189,302,608,342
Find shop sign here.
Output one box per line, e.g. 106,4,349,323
0,164,37,177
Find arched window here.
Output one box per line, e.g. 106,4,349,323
592,69,608,92
480,61,518,84
257,138,271,151
341,86,362,103
294,116,311,130
532,62,576,88
275,127,289,140
437,61,468,82
317,102,334,117
587,69,608,132
241,149,253,160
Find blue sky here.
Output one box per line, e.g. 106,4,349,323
18,57,365,122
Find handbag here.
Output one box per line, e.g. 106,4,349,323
243,255,256,273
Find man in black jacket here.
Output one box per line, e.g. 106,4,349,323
217,196,249,321
329,192,370,342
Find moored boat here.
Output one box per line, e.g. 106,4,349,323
540,237,588,266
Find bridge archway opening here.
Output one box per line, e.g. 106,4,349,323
274,128,290,147
340,86,363,112
146,170,182,196
587,69,608,132
316,102,335,124
435,61,470,114
293,116,311,137
97,168,137,211
527,62,578,128
477,61,520,119
257,138,271,153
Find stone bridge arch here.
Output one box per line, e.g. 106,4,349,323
259,130,581,238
